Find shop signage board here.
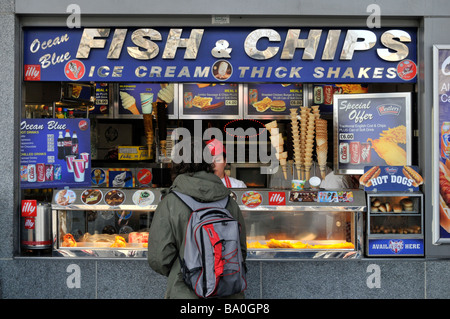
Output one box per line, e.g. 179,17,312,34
179,83,241,119
23,27,417,83
433,45,450,243
333,92,412,175
244,83,304,119
20,118,91,189
118,83,177,119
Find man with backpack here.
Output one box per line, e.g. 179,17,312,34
147,140,247,299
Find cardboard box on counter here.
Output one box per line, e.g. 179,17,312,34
118,146,151,161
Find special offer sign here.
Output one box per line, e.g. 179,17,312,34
333,92,412,175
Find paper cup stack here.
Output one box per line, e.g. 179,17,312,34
290,108,302,179
304,112,316,180
265,120,288,179
315,117,328,178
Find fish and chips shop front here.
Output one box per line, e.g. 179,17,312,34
4,0,450,301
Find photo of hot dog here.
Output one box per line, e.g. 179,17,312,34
359,166,381,187
439,161,450,232
402,166,423,187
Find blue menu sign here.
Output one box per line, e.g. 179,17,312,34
20,118,91,189
368,238,424,256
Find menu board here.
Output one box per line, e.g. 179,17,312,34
334,93,411,175
434,45,450,242
245,83,303,119
179,83,241,119
20,119,91,189
118,83,176,119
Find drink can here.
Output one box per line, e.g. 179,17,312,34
45,164,54,181
441,122,450,160
313,86,324,104
184,92,193,108
249,89,258,105
54,164,62,180
350,141,361,164
27,164,36,182
36,163,46,182
339,142,349,164
20,165,28,182
324,85,333,105
360,142,371,163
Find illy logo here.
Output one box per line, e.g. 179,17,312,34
24,65,41,81
24,217,35,230
269,192,286,205
21,200,37,217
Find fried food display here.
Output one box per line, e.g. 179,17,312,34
366,137,407,166
62,234,77,247
247,239,354,250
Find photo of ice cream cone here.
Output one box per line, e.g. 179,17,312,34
120,91,140,115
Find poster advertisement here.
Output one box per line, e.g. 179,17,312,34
334,93,411,175
180,83,241,119
118,83,176,118
434,46,450,242
245,83,303,119
20,118,91,189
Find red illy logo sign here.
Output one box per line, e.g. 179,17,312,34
21,200,37,217
268,192,286,205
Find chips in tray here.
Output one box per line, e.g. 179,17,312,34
192,95,213,108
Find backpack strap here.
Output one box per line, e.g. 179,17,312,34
171,190,229,211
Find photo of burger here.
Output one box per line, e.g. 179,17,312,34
270,100,286,112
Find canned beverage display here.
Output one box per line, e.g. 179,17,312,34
27,164,36,182
360,142,371,163
54,164,62,180
324,85,333,105
36,163,46,182
249,89,258,105
339,142,349,164
45,164,54,181
20,165,28,182
349,141,361,164
313,86,324,104
184,92,193,108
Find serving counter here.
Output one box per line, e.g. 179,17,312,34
51,187,366,259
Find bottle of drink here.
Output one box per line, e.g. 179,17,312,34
57,131,65,160
64,129,72,157
71,131,79,157
56,108,64,119
68,110,75,118
63,108,68,118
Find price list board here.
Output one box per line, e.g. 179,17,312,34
333,93,411,175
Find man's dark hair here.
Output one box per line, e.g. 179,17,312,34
171,139,214,180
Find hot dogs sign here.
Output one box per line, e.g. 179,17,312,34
334,92,412,174
360,165,423,191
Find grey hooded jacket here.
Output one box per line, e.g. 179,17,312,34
147,171,247,299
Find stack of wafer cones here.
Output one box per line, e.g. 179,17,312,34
304,112,315,181
265,120,288,179
299,107,309,179
290,108,302,179
315,117,328,179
